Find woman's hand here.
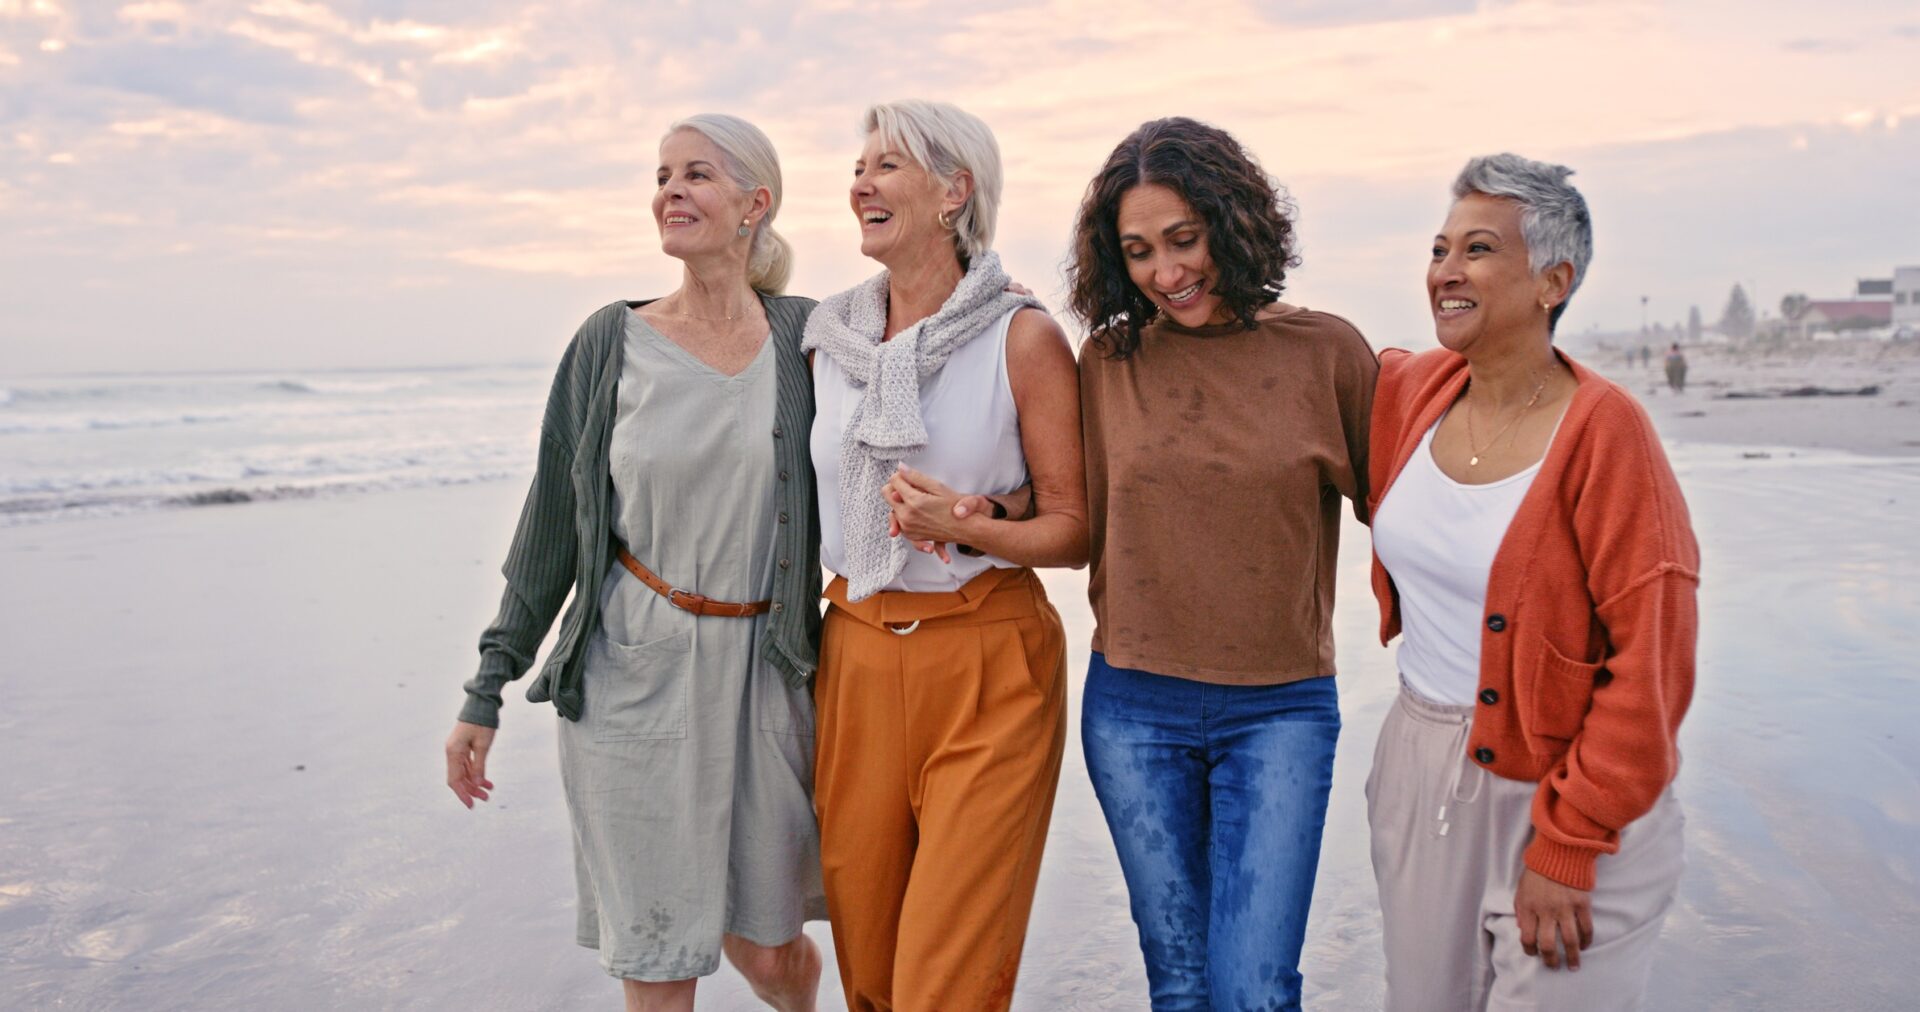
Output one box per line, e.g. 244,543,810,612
1514,867,1593,971
885,464,972,563
887,468,1022,562
445,721,497,809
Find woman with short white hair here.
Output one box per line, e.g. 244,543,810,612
444,113,827,1011
805,98,1088,1012
1366,153,1698,1009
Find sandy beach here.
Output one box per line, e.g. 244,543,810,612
3,369,1917,1009
1574,335,1920,458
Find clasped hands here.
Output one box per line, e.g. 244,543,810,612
884,463,995,564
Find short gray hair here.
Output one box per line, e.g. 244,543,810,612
862,99,1002,265
667,113,794,294
1451,153,1592,331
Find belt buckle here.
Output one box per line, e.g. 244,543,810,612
668,588,710,614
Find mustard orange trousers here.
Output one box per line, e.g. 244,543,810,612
815,567,1068,1012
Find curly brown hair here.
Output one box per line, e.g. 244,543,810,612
1066,117,1300,359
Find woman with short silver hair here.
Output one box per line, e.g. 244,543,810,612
804,98,1088,1012
444,113,827,1011
1364,153,1698,1009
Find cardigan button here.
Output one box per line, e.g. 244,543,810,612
1486,613,1507,633
778,558,791,570
772,426,783,438
1479,688,1499,705
778,512,788,524
779,470,790,481
771,602,784,613
1474,747,1495,764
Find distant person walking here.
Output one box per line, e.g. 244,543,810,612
1664,342,1688,392
1366,154,1698,1009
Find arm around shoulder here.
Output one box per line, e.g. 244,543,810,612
989,308,1089,567
1321,315,1380,520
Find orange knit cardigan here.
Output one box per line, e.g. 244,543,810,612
1368,347,1700,890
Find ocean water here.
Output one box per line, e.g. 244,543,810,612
0,366,549,526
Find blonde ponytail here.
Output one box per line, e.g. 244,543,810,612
750,225,794,295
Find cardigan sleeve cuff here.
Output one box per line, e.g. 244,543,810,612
457,650,516,729
1523,836,1600,891
457,693,502,729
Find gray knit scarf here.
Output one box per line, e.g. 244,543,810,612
802,249,1040,601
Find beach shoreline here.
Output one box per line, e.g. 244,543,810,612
3,367,1917,1009
1577,335,1920,458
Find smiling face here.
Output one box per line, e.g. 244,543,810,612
1116,182,1227,329
848,130,955,267
1429,192,1562,353
652,128,757,263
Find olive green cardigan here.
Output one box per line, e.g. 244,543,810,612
458,296,822,728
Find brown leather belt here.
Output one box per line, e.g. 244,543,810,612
616,545,772,618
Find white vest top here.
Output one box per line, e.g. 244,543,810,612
1372,416,1543,706
812,307,1027,593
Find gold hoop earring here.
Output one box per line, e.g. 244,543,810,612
937,210,954,231
737,218,752,238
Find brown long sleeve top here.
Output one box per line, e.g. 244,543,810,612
1080,306,1377,684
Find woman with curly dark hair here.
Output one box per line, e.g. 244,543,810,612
1068,116,1377,1010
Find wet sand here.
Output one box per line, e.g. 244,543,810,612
3,435,1916,1008
1580,337,1920,458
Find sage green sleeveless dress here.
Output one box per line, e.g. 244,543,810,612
557,310,825,982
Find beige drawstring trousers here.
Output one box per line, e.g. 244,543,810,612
1366,683,1685,1011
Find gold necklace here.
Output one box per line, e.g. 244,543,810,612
651,293,757,323
1464,371,1549,467
657,308,750,323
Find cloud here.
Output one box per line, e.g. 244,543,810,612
1782,37,1853,53
1,0,1916,374
59,34,343,124
118,2,191,24
1247,0,1478,27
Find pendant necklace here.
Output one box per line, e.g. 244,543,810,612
1464,371,1550,467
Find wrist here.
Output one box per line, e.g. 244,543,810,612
953,507,999,557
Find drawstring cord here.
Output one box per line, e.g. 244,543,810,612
1435,711,1485,837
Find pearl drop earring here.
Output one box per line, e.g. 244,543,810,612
737,218,752,238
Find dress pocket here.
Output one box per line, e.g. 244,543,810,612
758,670,816,737
1524,639,1602,744
586,629,691,742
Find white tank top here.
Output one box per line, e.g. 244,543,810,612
1372,416,1543,706
812,307,1027,593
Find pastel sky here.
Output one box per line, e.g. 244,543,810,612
5,0,1918,374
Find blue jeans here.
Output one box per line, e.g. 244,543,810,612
1082,652,1341,1012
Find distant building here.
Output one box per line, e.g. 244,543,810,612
1857,278,1894,298
1789,299,1893,338
1895,267,1920,329
1777,266,1916,338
